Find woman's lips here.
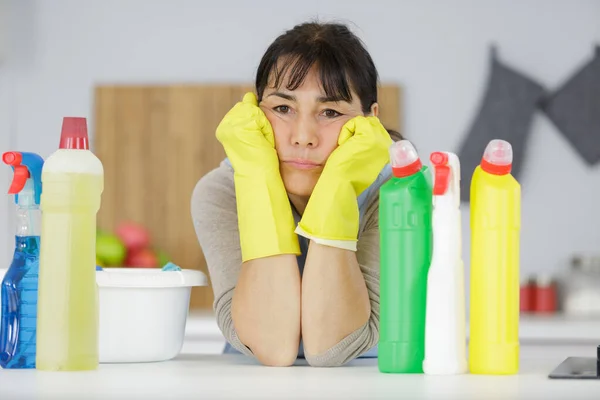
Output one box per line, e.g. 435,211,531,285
283,159,322,170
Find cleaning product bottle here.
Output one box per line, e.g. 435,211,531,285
0,152,44,369
36,117,104,371
379,140,433,373
422,151,467,375
469,139,521,375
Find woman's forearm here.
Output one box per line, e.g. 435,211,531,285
231,254,301,366
301,242,371,356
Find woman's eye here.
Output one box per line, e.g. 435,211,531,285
274,105,291,114
323,109,342,118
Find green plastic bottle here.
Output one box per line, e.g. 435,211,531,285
379,140,433,373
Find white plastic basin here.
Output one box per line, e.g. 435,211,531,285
97,267,207,363
0,267,208,363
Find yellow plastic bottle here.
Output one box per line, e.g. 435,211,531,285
36,117,104,371
468,139,520,375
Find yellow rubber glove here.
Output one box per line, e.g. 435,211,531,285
216,92,300,261
295,116,393,250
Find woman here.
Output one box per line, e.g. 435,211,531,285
191,21,401,367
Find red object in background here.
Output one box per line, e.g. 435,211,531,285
116,221,151,252
535,275,557,313
520,277,536,313
125,248,158,268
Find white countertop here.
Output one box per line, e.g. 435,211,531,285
2,313,600,399
1,343,599,399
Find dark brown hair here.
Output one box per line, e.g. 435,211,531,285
255,21,403,141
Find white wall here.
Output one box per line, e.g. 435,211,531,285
0,0,6,62
0,0,12,267
0,66,11,265
2,0,600,280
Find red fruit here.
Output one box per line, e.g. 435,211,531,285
116,221,150,251
125,248,158,268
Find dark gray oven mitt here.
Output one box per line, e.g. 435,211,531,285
456,46,546,203
540,45,600,166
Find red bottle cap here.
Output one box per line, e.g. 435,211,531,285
59,117,89,150
390,140,422,178
480,139,512,175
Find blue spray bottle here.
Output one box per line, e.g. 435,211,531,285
0,151,44,369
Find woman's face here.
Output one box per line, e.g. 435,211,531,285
259,65,376,200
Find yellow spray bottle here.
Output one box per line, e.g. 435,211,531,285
468,139,520,375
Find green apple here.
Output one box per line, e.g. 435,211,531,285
156,249,171,268
96,228,108,238
96,234,127,266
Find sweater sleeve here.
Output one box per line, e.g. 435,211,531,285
190,163,254,358
304,194,381,367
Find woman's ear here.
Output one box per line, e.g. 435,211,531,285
369,103,379,117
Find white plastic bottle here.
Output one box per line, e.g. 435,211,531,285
422,151,467,375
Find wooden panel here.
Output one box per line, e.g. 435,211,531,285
94,84,402,310
377,85,402,133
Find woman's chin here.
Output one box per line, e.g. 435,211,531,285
283,182,316,198
281,170,319,199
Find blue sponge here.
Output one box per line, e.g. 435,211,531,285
161,262,181,271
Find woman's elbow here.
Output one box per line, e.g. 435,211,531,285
306,323,378,367
233,314,300,366
251,340,299,367
235,319,299,366
305,344,365,368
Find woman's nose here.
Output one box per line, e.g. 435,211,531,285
291,118,318,148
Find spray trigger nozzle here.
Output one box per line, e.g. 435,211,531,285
429,151,461,206
3,151,45,205
431,152,450,196
3,152,30,195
